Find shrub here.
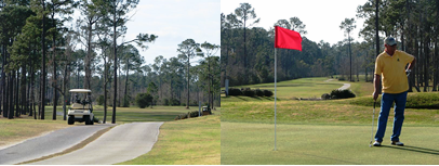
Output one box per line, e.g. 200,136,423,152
321,93,331,100
242,89,255,97
330,89,356,99
255,89,264,96
135,93,153,108
338,77,346,81
228,88,242,96
175,110,200,120
123,97,130,107
263,90,274,97
163,99,170,105
172,99,181,106
97,95,105,105
188,110,200,117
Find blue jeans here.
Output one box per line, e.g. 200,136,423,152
375,91,408,142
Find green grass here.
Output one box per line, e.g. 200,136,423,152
222,122,439,165
221,77,439,164
118,114,220,165
93,105,195,123
225,77,345,101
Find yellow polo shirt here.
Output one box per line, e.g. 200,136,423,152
374,50,414,94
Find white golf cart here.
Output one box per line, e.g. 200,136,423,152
67,89,94,125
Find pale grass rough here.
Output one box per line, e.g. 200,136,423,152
118,115,220,165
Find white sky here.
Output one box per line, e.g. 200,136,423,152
125,0,220,65
221,0,368,46
71,0,220,67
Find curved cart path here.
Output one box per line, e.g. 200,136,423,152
325,79,351,90
0,125,112,165
30,122,164,165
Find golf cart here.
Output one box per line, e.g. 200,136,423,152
67,89,94,125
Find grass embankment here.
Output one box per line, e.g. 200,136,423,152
221,77,439,164
119,114,220,165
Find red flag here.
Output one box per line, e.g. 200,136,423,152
274,26,302,51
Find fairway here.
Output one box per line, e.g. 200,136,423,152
229,77,344,100
221,77,439,164
221,122,439,165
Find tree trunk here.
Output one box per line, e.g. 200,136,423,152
1,44,6,118
23,61,28,115
118,58,121,107
186,58,189,109
52,11,57,120
41,0,47,120
29,65,34,117
84,22,93,90
123,65,129,107
15,70,19,117
112,10,117,124
9,71,14,119
103,54,107,124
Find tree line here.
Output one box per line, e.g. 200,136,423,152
0,0,220,123
221,1,439,94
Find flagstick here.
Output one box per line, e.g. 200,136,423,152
274,48,277,151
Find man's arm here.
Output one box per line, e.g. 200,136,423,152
407,57,416,70
373,74,381,101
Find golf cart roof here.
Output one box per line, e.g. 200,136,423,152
69,89,92,93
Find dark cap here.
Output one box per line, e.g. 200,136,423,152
384,37,397,46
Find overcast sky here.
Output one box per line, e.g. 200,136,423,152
72,0,220,66
221,0,368,46
123,0,220,65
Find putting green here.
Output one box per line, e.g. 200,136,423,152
221,122,439,165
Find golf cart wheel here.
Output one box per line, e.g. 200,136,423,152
68,115,74,125
84,115,91,125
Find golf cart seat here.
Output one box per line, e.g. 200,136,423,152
71,103,83,109
71,103,91,109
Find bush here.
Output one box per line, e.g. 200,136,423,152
330,89,356,99
122,97,130,107
242,89,255,97
164,99,170,106
97,95,105,105
135,93,153,108
228,88,242,96
263,90,274,97
255,89,264,96
175,110,200,120
172,99,180,106
338,77,346,81
321,93,331,100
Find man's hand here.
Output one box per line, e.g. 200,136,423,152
373,91,381,101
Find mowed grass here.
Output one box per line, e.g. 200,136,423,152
228,77,343,101
93,105,195,123
118,114,220,165
221,77,439,164
222,122,439,165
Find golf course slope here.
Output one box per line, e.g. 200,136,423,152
221,77,439,164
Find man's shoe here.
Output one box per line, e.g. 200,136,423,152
391,141,404,146
373,141,382,146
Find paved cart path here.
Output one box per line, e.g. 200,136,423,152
0,125,112,165
325,79,351,90
30,122,164,165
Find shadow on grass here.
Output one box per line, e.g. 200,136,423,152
235,96,248,101
381,145,439,155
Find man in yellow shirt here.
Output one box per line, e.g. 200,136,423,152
372,37,416,146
